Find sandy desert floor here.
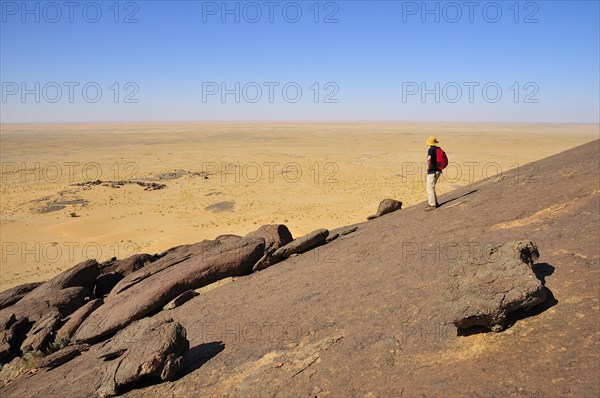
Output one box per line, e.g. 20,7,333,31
0,122,597,290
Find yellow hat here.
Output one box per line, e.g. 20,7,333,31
426,136,439,146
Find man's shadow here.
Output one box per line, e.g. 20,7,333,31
458,263,557,336
438,189,478,207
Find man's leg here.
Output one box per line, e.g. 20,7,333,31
426,173,436,206
432,171,441,206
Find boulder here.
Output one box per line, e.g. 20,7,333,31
449,241,547,332
35,344,89,369
0,357,28,388
367,199,402,220
0,286,91,361
108,235,247,298
273,229,329,259
253,228,329,272
74,236,265,343
163,290,198,310
214,234,242,241
95,318,189,398
326,225,359,243
94,273,125,297
1,286,91,325
251,251,279,272
246,224,294,272
0,286,90,321
0,314,29,362
20,311,61,353
0,282,43,310
23,260,98,300
245,224,293,254
95,254,161,297
55,298,104,342
98,253,158,276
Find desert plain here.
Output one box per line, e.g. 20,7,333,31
0,122,597,291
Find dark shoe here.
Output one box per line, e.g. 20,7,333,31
436,202,440,208
424,205,436,211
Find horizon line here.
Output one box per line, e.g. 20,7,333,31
2,120,599,127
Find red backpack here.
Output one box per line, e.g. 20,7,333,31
436,147,448,170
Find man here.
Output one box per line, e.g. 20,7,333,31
425,136,441,211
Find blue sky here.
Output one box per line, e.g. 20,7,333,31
1,0,599,123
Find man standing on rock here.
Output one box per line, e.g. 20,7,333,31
425,136,442,211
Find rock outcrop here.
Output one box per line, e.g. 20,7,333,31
0,318,190,396
449,241,547,331
107,238,242,298
274,229,329,258
98,253,158,277
73,235,265,343
246,224,294,271
95,318,189,398
0,282,43,310
326,225,359,243
0,314,28,362
24,259,98,299
0,259,97,361
367,199,402,220
253,228,329,271
19,311,61,352
94,273,125,297
55,298,104,342
0,357,28,387
163,290,198,310
95,253,160,297
245,224,293,254
35,344,89,369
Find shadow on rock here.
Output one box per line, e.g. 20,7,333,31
458,286,558,337
532,262,555,285
505,287,558,328
116,340,225,393
439,189,478,207
176,341,225,379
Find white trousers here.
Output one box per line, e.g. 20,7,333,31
426,171,441,206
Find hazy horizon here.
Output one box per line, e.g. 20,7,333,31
1,120,599,129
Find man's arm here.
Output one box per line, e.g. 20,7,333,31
427,155,432,170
